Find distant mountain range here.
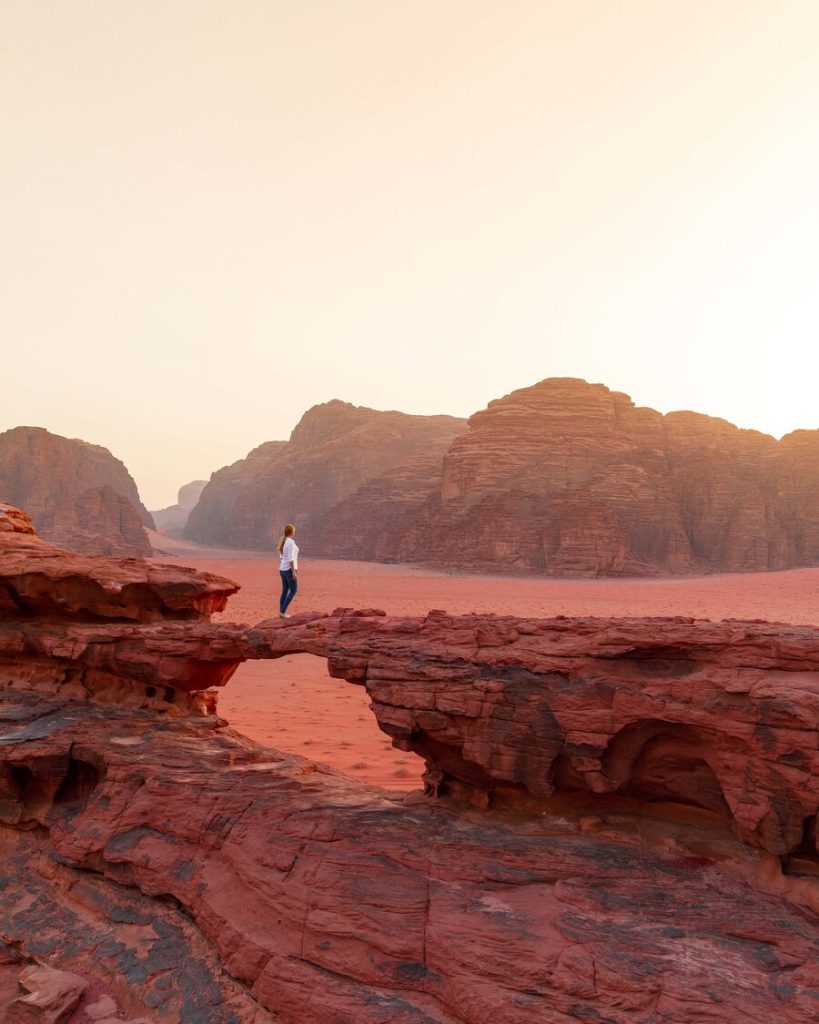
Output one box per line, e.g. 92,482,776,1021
3,378,818,575
185,378,819,576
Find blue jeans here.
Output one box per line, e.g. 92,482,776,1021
279,569,298,614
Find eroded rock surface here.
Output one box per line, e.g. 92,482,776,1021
7,965,87,1024
3,508,819,1022
0,506,238,625
247,611,819,859
4,692,819,1024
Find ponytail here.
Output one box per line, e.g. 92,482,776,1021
277,523,296,555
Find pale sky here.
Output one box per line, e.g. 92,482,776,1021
2,1,818,509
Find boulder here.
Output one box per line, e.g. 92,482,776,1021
7,966,86,1024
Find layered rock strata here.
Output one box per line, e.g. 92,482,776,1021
248,611,819,860
3,507,819,1022
0,505,237,624
0,506,239,714
5,690,819,1024
185,401,466,550
187,379,819,575
184,442,288,548
384,378,819,575
0,426,154,557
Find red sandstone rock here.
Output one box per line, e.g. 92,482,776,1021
0,503,37,535
53,484,153,559
184,442,288,548
247,611,819,858
83,994,119,1020
385,378,819,575
5,592,819,860
7,965,87,1024
4,519,819,1021
309,453,458,560
0,427,154,558
185,380,819,575
4,511,819,860
0,505,238,624
185,401,465,550
3,691,819,1023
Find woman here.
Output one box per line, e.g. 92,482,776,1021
277,523,299,617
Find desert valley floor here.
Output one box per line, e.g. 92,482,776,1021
148,531,819,792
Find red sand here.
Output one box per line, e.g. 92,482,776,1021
149,534,819,792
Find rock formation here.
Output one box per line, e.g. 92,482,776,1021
151,479,208,536
381,378,819,574
0,426,154,557
0,503,236,624
3,504,819,1023
185,401,466,550
184,440,287,547
250,610,819,857
183,380,819,576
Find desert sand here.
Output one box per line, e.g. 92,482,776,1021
149,532,819,792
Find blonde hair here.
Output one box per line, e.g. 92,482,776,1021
277,523,296,555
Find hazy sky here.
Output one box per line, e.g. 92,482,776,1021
3,1,818,509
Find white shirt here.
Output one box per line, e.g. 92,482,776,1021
280,537,299,571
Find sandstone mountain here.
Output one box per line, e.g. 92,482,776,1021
186,379,819,576
184,440,288,546
185,400,467,550
151,479,208,536
386,377,819,575
0,426,154,557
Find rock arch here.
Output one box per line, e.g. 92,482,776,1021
603,719,731,818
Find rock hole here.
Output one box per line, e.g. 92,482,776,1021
10,765,34,798
10,764,52,812
605,720,731,818
620,734,730,816
219,654,424,792
550,754,591,793
53,757,102,811
782,814,819,877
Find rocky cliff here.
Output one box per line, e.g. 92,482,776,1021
151,479,208,536
185,402,466,550
382,378,819,575
184,440,288,547
184,380,819,575
3,504,819,1023
0,426,154,557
